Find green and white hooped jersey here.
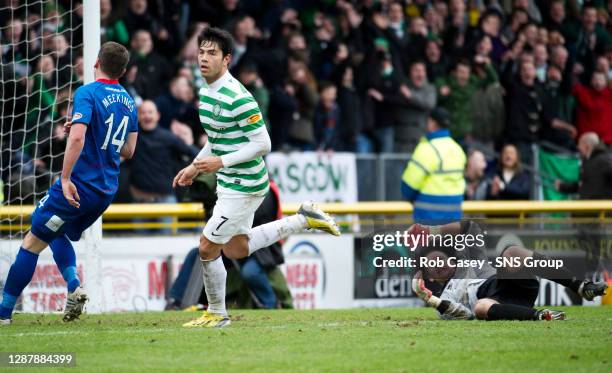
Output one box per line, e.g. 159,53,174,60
199,72,269,196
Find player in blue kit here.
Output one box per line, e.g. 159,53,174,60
0,42,138,325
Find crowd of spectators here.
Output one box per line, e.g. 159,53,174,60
1,0,611,204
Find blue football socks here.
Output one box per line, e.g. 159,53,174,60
50,235,80,293
0,248,39,319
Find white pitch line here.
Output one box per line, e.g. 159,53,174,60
4,327,172,337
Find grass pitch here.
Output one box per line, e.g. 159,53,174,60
2,307,611,372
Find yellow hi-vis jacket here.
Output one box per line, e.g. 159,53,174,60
401,129,466,224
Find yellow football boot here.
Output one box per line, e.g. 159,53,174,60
298,201,341,236
182,310,231,328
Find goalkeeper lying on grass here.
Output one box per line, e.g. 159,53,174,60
409,221,608,321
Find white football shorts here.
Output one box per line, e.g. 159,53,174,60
202,194,266,244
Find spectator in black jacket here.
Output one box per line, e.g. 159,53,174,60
334,65,368,153
35,121,66,174
541,46,577,150
314,82,340,151
124,0,156,35
128,100,198,206
366,50,408,153
123,0,177,56
285,58,319,150
504,55,577,165
556,132,612,199
128,30,172,99
503,57,555,166
425,39,448,83
153,75,199,133
386,1,411,70
229,16,259,73
489,144,531,200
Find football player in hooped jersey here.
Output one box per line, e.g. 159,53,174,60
173,27,340,328
0,42,138,325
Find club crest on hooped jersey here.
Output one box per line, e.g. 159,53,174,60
212,102,222,119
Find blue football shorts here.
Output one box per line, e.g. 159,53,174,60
30,180,114,243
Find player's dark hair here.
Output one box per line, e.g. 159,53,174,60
98,41,129,79
198,27,234,57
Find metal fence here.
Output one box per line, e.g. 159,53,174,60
357,143,580,202
356,153,411,201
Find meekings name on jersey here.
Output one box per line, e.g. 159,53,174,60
101,92,135,112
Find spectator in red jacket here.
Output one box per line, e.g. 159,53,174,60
572,71,612,145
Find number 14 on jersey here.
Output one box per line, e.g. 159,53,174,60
101,113,128,151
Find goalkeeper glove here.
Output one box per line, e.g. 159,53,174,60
411,271,441,308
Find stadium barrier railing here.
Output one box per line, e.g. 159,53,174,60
1,201,611,234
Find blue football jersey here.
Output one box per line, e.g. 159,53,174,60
70,78,138,195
